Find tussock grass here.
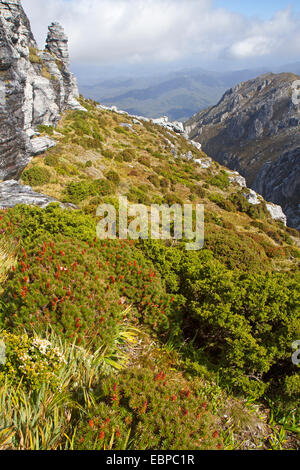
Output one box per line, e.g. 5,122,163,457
0,239,17,286
0,319,139,450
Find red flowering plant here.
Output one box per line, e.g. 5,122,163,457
0,230,175,348
75,367,223,450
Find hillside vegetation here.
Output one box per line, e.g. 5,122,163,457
0,97,299,450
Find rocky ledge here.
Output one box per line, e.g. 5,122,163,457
0,180,76,210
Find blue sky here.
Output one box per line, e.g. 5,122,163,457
214,0,300,18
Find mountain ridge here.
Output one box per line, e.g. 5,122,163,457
185,72,300,230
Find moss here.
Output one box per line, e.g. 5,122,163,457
29,47,42,64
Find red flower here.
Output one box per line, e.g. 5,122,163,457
99,431,105,440
116,430,121,438
88,420,94,429
212,431,219,439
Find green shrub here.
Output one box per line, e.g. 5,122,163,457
208,172,230,190
122,149,135,162
76,368,222,450
164,193,184,206
138,156,151,168
194,186,206,199
22,166,51,186
85,160,93,168
0,330,65,390
0,204,102,249
45,154,59,167
148,175,160,188
38,125,55,136
204,226,269,271
102,150,115,159
160,178,170,189
180,252,300,398
208,193,224,206
63,180,91,203
106,170,120,186
0,235,173,348
114,126,128,135
127,186,151,205
91,179,115,197
63,179,115,203
208,193,235,212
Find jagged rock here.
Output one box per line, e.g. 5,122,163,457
0,179,76,209
120,123,135,132
228,171,247,187
0,0,85,181
243,189,261,205
266,203,287,226
241,188,287,224
152,116,186,135
133,119,142,125
185,72,300,228
190,140,202,151
30,136,56,155
194,157,212,169
253,147,300,230
182,151,193,161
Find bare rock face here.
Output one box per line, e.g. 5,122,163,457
185,73,300,229
0,0,84,181
0,179,77,209
253,148,300,230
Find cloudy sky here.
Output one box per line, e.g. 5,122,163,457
22,0,300,74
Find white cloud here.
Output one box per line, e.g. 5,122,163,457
21,0,300,67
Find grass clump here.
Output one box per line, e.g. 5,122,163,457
63,179,115,204
29,47,42,64
22,166,51,187
207,171,230,190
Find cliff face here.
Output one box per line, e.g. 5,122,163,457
0,0,84,180
185,73,300,229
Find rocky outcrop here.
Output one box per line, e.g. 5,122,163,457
97,104,187,136
185,73,300,229
0,179,70,209
253,147,300,230
0,0,84,181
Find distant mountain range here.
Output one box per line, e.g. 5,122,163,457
78,62,300,122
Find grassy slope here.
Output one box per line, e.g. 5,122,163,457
0,97,299,450
23,97,300,273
